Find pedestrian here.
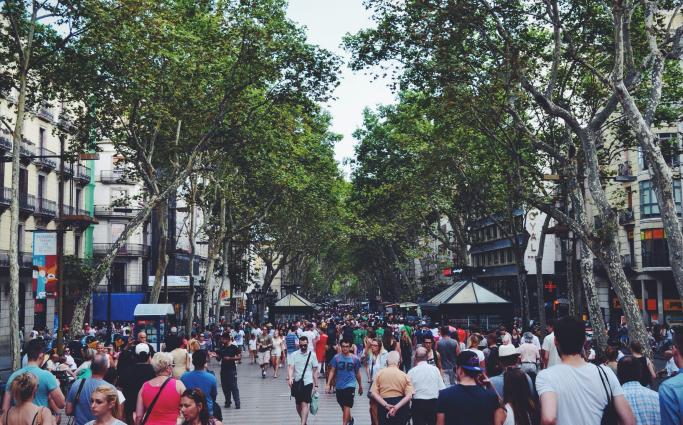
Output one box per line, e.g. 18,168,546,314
489,344,534,398
617,356,660,425
408,347,445,425
437,326,459,385
484,333,502,377
628,341,656,388
435,350,502,425
136,332,155,356
167,335,191,379
85,385,126,425
327,338,363,425
118,342,155,424
464,335,486,370
272,329,284,378
180,350,218,417
604,346,620,375
518,332,540,378
257,325,274,379
216,333,241,409
399,328,413,372
287,335,319,425
367,338,388,425
535,316,635,425
2,339,64,414
286,325,300,355
659,326,683,425
248,334,257,364
0,372,55,425
354,324,367,357
180,388,223,425
422,334,442,374
316,329,329,377
495,368,539,425
540,321,559,369
65,354,121,425
370,351,414,425
134,352,186,425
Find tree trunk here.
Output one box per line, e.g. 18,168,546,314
215,239,230,323
535,214,551,337
202,246,217,325
565,237,576,316
149,200,168,303
185,179,197,332
580,240,608,356
202,196,226,325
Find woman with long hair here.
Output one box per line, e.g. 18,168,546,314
399,328,413,372
271,328,283,378
494,369,539,425
629,341,656,387
86,385,125,425
381,327,401,363
367,338,388,425
180,388,223,425
0,373,54,425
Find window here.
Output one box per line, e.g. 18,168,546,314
74,234,81,257
640,180,682,218
507,249,514,263
640,133,681,170
486,226,492,240
641,228,669,267
39,128,45,150
494,251,500,264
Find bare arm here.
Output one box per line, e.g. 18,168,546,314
49,387,65,409
134,388,145,425
614,395,636,425
436,413,446,425
41,407,55,425
2,391,10,414
64,400,74,416
540,392,557,425
326,366,336,392
356,368,363,395
493,407,507,425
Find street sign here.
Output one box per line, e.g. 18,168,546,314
79,153,100,160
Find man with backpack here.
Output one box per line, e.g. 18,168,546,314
327,338,363,425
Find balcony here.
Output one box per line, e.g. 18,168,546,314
93,243,150,258
75,164,91,185
35,147,58,170
58,161,74,179
61,205,92,217
614,161,637,182
618,208,635,225
0,131,11,152
0,251,33,268
100,170,134,184
36,106,54,122
0,187,9,208
19,194,35,214
35,198,57,219
94,205,140,218
19,140,35,165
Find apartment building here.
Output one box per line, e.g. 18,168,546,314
0,96,96,344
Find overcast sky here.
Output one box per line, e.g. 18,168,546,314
286,0,396,175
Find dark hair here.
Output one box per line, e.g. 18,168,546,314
24,339,45,361
503,369,539,425
340,338,352,347
137,351,150,363
299,335,308,342
605,346,619,362
673,326,683,351
382,329,394,351
192,349,208,369
182,388,211,425
165,335,180,351
617,356,642,385
554,317,585,356
440,327,451,339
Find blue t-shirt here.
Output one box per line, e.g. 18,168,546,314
180,370,217,413
5,365,59,407
660,369,683,425
436,384,499,425
330,354,361,389
285,332,299,354
67,377,115,425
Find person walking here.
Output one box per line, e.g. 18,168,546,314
517,332,540,378
217,333,241,409
180,388,223,425
367,338,388,425
400,328,413,372
422,334,442,374
134,352,186,425
435,351,501,425
180,350,218,417
617,356,660,425
327,338,363,425
167,335,191,379
65,354,120,425
408,347,445,425
85,385,126,425
628,342,656,388
370,351,414,425
659,326,683,425
540,321,559,369
287,335,319,425
272,329,284,378
257,326,274,379
0,373,55,425
535,316,635,425
489,344,534,398
436,326,459,385
118,343,155,424
494,368,539,425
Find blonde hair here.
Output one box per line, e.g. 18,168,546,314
188,340,200,353
92,385,122,419
151,352,174,375
11,373,37,403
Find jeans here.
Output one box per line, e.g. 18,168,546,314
411,399,437,425
221,369,240,407
443,368,456,385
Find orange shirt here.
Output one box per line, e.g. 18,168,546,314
370,366,415,398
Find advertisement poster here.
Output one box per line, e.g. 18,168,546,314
32,232,58,299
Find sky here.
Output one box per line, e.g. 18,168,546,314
286,0,396,175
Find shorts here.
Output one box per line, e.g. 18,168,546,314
258,350,271,365
335,387,355,408
292,383,313,404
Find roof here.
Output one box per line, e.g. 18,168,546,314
133,304,175,316
428,280,511,305
274,293,317,309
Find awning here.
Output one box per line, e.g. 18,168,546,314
133,303,175,317
274,293,317,309
92,293,145,322
428,279,511,305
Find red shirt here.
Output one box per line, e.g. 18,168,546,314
316,333,328,362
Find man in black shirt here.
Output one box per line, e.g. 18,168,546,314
219,332,241,409
118,344,155,424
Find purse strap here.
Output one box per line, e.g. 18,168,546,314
596,365,613,404
140,377,172,425
300,352,312,379
69,379,87,419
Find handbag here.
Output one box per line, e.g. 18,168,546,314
291,352,312,397
140,377,172,425
66,379,87,425
596,365,618,425
310,390,319,415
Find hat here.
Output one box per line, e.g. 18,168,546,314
457,351,483,373
498,344,520,358
135,343,150,355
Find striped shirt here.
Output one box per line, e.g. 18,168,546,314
285,332,299,354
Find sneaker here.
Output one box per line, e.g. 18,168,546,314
235,405,241,409
224,401,230,408
262,369,266,378
349,417,355,425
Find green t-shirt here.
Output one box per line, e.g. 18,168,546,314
401,325,413,338
353,329,367,346
375,328,385,338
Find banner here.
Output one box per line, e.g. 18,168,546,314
32,232,58,299
219,289,231,307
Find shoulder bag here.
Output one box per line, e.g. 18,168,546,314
596,365,618,425
66,379,87,425
140,377,172,425
291,352,312,398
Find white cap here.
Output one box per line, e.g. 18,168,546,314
498,344,520,358
135,343,150,355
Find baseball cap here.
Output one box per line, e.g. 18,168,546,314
135,343,150,355
498,344,520,358
457,350,483,373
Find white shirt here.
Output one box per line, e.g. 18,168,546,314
407,361,445,400
541,332,560,367
64,354,77,370
288,350,319,385
531,334,541,348
464,348,485,362
666,357,678,376
301,331,317,352
536,363,624,425
502,404,515,425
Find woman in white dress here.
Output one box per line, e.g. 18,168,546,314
271,329,283,378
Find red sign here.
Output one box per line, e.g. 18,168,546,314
443,268,452,277
544,281,557,291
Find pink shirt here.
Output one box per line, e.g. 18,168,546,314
141,378,181,425
517,342,539,363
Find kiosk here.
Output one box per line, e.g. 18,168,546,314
133,304,175,352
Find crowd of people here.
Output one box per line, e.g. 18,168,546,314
1,313,683,425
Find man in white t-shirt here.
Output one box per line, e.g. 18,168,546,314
301,323,317,353
541,321,560,369
535,316,635,425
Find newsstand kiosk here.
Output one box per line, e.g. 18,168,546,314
133,304,175,352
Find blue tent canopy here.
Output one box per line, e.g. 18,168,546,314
92,293,145,322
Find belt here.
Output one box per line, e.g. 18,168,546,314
522,361,537,364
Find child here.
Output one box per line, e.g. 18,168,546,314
249,334,257,364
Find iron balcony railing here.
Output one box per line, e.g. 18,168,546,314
0,251,34,268
100,170,134,184
93,243,150,257
36,147,58,169
35,198,57,217
0,187,10,207
61,205,91,217
19,194,35,212
94,205,139,218
75,164,91,184
36,107,54,122
0,134,11,151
